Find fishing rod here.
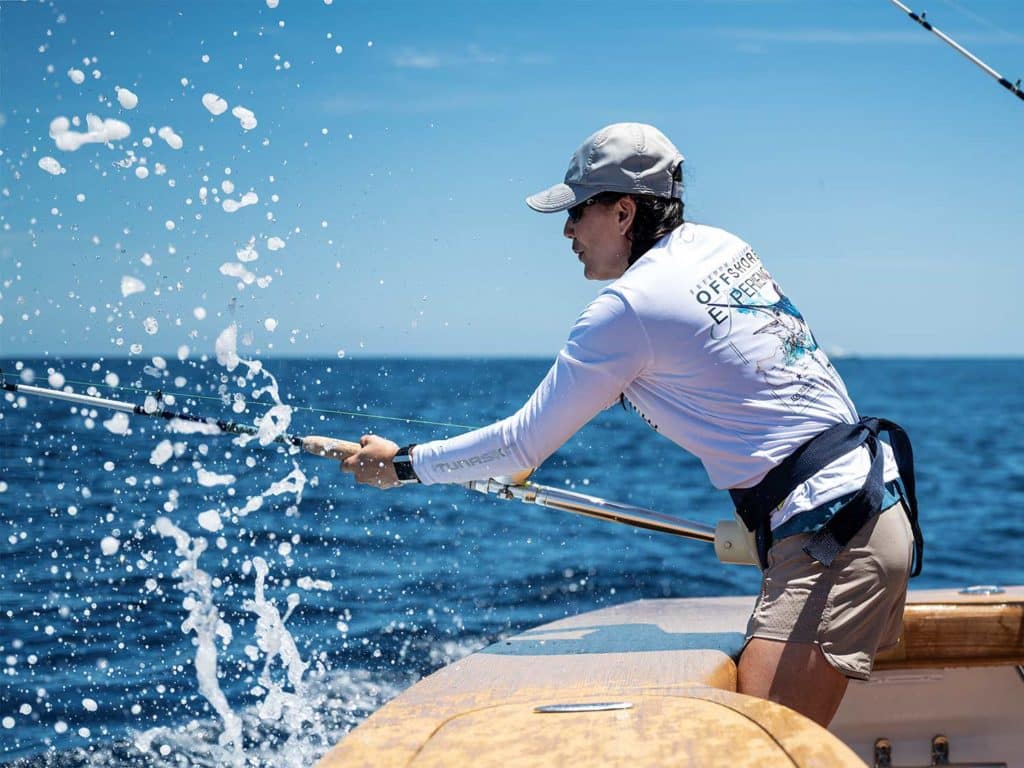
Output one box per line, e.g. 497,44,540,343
889,0,1024,102
1,369,308,450
0,369,757,565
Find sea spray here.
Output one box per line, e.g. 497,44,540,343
243,557,321,741
228,461,308,519
253,404,293,447
263,463,307,506
215,322,294,448
215,324,242,373
6,2,448,762
139,530,332,764
146,517,245,764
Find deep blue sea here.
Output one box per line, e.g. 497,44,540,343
2,357,1023,766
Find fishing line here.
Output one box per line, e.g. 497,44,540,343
9,374,481,433
889,0,1024,102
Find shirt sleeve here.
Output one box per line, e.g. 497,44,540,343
411,291,652,485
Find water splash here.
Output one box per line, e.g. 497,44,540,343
214,322,294,448
147,517,244,765
231,462,307,519
243,558,319,740
136,521,353,767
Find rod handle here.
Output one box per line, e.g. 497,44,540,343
302,436,362,461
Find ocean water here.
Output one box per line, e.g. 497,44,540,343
1,356,1022,766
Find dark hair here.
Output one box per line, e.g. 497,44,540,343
586,171,684,265
626,194,684,264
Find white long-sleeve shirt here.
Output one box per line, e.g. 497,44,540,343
412,223,896,529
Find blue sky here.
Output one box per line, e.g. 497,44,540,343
1,0,1021,359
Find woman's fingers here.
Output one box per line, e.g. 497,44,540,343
338,436,401,489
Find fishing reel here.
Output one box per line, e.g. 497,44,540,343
464,469,537,500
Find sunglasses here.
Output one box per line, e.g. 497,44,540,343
566,197,599,223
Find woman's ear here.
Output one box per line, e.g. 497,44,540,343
617,196,637,236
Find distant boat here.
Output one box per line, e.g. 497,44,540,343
828,345,859,360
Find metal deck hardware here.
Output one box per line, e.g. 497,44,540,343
875,738,893,768
534,702,634,714
959,585,1004,596
873,735,1007,767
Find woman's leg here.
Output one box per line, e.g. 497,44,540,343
738,637,849,726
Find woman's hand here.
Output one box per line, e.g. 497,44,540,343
340,434,402,489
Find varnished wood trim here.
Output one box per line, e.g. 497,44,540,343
875,601,1024,669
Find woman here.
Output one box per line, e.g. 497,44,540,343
341,122,920,726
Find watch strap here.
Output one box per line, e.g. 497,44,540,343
393,444,420,484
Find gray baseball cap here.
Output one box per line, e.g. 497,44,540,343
526,122,684,213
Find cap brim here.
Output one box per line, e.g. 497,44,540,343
525,183,599,213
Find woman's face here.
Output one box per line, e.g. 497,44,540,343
563,196,635,281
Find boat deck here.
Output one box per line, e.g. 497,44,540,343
317,586,1024,767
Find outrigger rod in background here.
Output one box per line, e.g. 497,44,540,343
0,371,758,566
889,0,1024,102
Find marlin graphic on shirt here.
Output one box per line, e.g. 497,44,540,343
706,280,819,365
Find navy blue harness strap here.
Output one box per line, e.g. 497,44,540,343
729,417,923,577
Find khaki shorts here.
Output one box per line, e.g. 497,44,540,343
745,501,914,680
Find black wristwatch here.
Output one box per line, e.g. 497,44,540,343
392,444,421,484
